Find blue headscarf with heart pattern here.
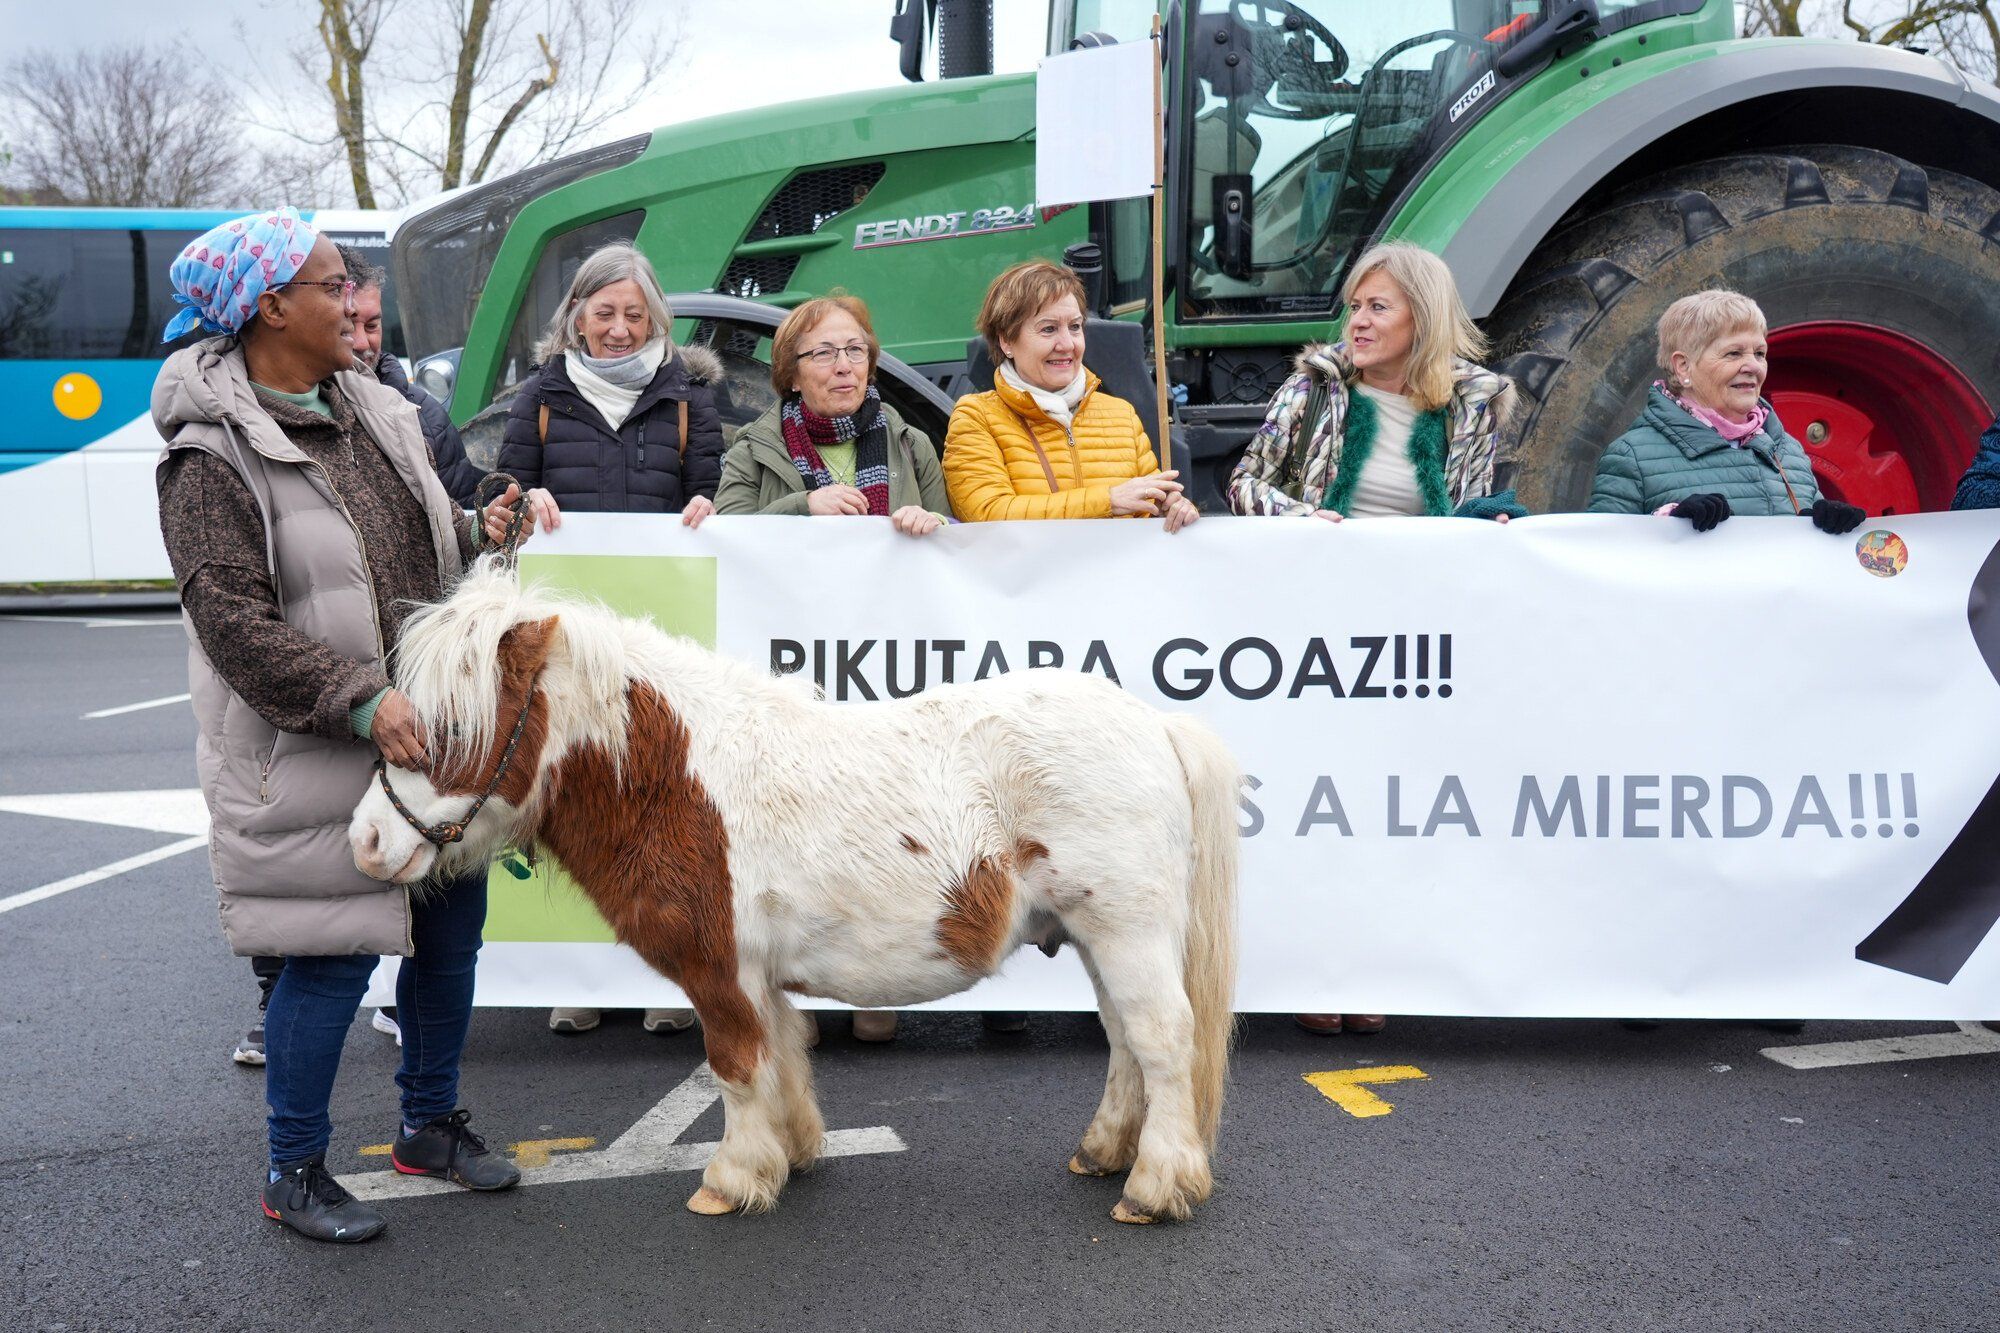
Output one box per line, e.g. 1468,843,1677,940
160,208,319,342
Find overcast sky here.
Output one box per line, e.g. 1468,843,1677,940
11,1,1049,204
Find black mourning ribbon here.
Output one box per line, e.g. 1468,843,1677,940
1856,537,2000,983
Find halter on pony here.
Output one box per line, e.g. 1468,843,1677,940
371,676,539,847
374,472,538,848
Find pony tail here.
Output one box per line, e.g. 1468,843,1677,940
1165,713,1241,1149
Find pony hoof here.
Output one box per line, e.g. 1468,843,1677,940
686,1186,738,1216
1068,1150,1116,1178
1111,1198,1157,1225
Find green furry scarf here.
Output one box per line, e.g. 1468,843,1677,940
1319,384,1450,517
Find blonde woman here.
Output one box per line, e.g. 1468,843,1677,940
1229,241,1522,1036
1227,240,1523,527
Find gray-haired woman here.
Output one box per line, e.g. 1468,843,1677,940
498,242,725,534
497,241,723,1038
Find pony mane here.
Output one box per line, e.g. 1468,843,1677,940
393,554,776,774
396,556,608,772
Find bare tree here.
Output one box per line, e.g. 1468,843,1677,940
1927,0,2000,81
316,0,391,208
281,0,682,208
1838,0,1985,45
0,44,255,207
1741,0,1811,36
1741,0,1998,84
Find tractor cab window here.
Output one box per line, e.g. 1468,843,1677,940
1058,0,1161,46
1180,0,1540,320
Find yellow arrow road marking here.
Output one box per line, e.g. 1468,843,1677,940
506,1137,597,1168
357,1136,598,1166
1303,1065,1429,1118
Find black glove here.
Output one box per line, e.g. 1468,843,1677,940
1807,497,1866,534
1671,492,1731,532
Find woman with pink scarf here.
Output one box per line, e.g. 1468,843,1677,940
1588,290,1863,535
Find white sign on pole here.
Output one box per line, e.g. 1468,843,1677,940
1035,39,1158,208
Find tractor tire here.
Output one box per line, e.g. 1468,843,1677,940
1487,144,2000,515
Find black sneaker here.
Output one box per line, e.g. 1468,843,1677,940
232,1022,266,1067
261,1155,385,1243
390,1109,521,1191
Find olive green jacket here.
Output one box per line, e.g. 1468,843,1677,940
715,400,951,516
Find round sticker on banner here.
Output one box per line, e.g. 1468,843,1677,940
1855,529,1908,578
53,372,103,421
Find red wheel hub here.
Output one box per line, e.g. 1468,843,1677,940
1765,322,1988,515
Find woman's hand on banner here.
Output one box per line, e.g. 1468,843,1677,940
1164,494,1200,534
808,485,871,516
1110,471,1183,517
1312,508,1344,523
526,487,562,532
891,505,943,537
682,495,716,529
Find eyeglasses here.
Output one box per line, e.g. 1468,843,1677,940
796,343,870,367
278,278,358,300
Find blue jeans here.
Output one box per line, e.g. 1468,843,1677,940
262,870,488,1167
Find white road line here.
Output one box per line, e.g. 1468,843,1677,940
0,835,208,916
0,789,209,837
1759,1022,2000,1069
339,1063,907,1203
0,614,179,628
82,693,191,719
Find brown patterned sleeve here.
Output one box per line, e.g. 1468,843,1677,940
158,450,388,740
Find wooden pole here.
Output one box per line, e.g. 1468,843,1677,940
1150,12,1171,485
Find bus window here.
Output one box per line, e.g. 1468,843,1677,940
0,229,150,359
144,230,210,354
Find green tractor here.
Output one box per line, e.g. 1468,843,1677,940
396,0,2000,517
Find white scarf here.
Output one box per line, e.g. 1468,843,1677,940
1000,360,1088,428
564,335,668,431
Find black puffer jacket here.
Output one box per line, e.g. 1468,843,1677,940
375,351,482,506
498,345,725,512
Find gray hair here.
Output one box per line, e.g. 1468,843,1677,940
335,243,387,292
534,242,676,364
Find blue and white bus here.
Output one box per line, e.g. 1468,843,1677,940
0,207,401,584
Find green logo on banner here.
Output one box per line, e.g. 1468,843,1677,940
480,553,717,945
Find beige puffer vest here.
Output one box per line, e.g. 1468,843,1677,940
154,339,465,957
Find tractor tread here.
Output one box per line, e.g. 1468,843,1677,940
1486,143,2000,511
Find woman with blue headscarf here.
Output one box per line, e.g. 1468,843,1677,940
153,208,535,1244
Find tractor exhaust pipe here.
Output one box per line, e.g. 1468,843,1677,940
937,0,994,79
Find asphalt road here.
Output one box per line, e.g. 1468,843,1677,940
3,610,1997,1333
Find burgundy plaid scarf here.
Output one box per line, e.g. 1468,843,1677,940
780,387,891,515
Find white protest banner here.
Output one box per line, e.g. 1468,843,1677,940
384,512,2000,1019
1034,38,1158,208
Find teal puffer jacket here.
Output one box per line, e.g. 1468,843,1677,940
1588,386,1822,516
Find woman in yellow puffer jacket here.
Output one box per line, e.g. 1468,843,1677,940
945,261,1198,532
